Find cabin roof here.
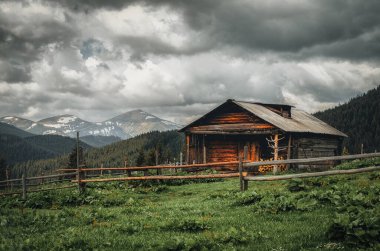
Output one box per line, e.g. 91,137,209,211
179,99,347,137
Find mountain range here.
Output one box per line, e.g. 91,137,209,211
0,109,181,140
0,122,91,165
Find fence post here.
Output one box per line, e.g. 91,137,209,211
238,157,244,192
124,159,128,175
125,159,132,177
287,134,292,170
273,134,279,174
180,152,183,166
77,132,85,194
22,165,27,200
78,166,86,194
243,146,248,191
156,150,162,175
361,144,364,154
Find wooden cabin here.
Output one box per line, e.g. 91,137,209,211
179,99,347,171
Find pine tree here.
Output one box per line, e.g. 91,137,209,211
136,149,145,166
68,146,85,168
146,149,156,166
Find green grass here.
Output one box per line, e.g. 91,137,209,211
334,157,380,170
1,171,380,250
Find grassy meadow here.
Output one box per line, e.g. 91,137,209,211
1,162,380,250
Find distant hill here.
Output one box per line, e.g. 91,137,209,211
80,135,122,148
314,85,380,153
24,135,91,155
0,134,56,165
11,130,184,178
0,122,34,138
0,129,91,165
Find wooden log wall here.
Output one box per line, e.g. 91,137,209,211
292,135,341,170
201,104,268,126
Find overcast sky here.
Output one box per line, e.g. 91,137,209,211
1,0,379,124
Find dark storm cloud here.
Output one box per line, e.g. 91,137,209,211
44,0,380,61
1,0,380,122
161,0,380,61
0,5,77,82
0,61,31,83
45,0,137,12
117,35,213,61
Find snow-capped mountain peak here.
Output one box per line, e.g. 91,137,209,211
1,110,181,140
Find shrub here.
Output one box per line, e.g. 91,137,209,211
163,219,210,232
234,191,263,206
327,207,380,247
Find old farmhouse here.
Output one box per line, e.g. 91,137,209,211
179,99,347,170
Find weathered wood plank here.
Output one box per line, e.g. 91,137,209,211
58,161,240,172
244,152,380,167
244,166,380,181
73,173,240,183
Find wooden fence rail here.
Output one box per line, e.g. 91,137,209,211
1,152,379,197
244,166,380,181
72,173,240,183
0,172,78,197
243,152,380,168
0,185,76,196
239,152,380,191
57,160,240,172
0,172,77,184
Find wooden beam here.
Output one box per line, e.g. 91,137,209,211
243,146,248,191
287,134,292,169
273,133,279,174
155,149,161,175
244,152,380,168
203,135,207,164
58,161,240,172
72,173,240,183
55,152,380,174
27,172,77,181
238,157,244,191
244,165,380,181
186,135,190,164
0,185,76,196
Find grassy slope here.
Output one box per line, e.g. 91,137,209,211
2,166,380,251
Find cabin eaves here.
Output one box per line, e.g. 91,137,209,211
180,100,347,138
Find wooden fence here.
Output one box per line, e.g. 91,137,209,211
1,152,380,197
238,152,380,191
0,172,77,198
63,152,380,193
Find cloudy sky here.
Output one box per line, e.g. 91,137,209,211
1,0,380,124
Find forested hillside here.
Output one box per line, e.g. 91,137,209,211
0,122,34,138
0,132,91,166
79,135,121,148
11,130,184,178
314,85,380,153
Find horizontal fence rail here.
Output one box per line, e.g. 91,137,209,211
0,172,78,197
1,152,379,197
0,185,76,196
72,173,240,183
243,152,380,168
58,161,240,172
239,152,380,191
0,172,77,184
244,166,380,181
